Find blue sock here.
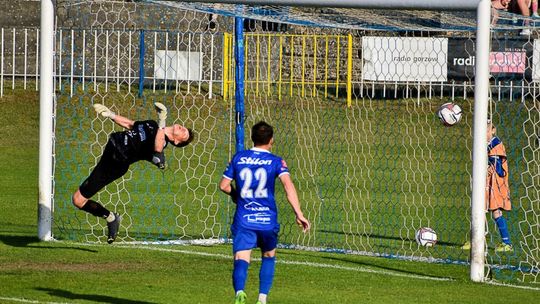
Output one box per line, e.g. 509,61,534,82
259,256,276,295
495,216,511,245
233,259,250,293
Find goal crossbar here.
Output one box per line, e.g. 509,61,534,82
156,0,481,10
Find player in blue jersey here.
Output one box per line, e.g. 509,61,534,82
71,103,193,244
219,121,310,304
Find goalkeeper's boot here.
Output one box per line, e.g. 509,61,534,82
234,291,247,304
460,241,471,250
533,12,540,18
495,243,513,253
107,212,121,244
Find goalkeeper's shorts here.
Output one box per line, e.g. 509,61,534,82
232,227,278,253
79,141,130,198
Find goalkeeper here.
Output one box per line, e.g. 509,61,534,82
71,102,194,244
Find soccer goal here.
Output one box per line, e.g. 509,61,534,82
37,0,540,285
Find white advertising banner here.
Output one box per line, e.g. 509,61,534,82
154,50,203,81
362,37,448,82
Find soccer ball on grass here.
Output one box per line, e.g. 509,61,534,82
437,102,462,126
415,227,438,247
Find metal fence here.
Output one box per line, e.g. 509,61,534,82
1,26,537,103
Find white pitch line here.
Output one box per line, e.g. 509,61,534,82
486,280,540,292
0,297,70,304
62,242,540,290
113,244,453,282
6,241,540,304
279,259,453,281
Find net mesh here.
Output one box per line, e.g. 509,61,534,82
50,0,540,285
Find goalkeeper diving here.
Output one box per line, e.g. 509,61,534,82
71,102,194,244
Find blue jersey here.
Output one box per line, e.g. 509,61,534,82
223,147,290,231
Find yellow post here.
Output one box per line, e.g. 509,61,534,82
278,35,283,101
324,36,329,98
313,35,317,97
347,34,353,107
267,34,271,96
256,34,260,97
223,32,230,101
290,35,294,97
245,34,249,97
302,35,306,98
335,36,340,98
230,33,234,99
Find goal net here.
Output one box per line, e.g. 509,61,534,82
49,0,539,284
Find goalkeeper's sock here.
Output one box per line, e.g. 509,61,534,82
534,2,538,14
81,200,110,218
233,259,250,293
495,216,511,245
259,256,276,295
257,293,267,304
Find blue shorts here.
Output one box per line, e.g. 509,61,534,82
232,227,279,253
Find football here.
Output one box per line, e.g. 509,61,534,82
437,102,462,126
415,227,438,247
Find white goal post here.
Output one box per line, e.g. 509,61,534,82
37,0,492,283
38,0,55,242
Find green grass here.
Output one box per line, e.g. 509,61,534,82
36,81,540,276
0,84,539,303
1,235,539,304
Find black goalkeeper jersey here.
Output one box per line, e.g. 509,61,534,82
108,120,159,164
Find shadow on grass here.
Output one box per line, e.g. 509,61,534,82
0,235,98,252
283,247,467,281
35,287,157,304
0,235,39,247
317,229,465,247
319,254,458,280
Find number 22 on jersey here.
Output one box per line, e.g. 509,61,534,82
239,167,268,199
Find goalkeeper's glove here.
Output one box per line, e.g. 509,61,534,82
151,151,166,170
93,103,116,120
154,102,168,129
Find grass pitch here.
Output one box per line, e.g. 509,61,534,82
0,86,539,303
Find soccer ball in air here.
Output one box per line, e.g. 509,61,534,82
437,102,462,126
415,227,438,247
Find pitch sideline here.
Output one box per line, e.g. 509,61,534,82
5,241,539,304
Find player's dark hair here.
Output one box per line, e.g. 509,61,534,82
170,128,194,148
251,121,273,146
